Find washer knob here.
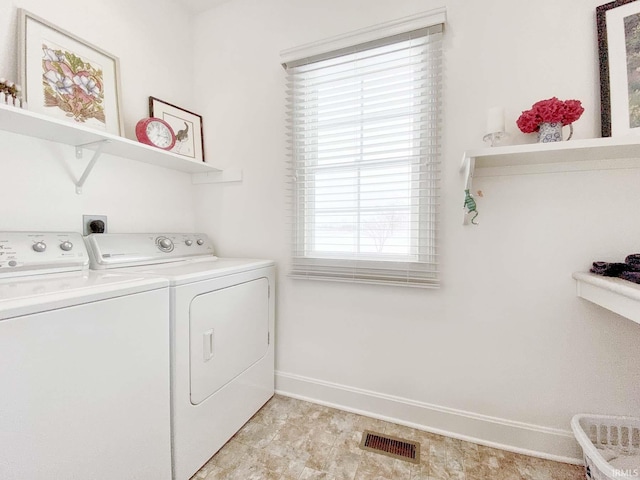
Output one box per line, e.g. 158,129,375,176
159,238,173,249
196,239,204,246
60,241,73,251
185,240,193,246
32,242,47,252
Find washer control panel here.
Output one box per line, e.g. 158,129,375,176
85,233,215,269
0,232,88,278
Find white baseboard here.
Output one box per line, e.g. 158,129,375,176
275,370,583,465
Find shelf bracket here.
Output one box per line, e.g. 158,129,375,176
74,140,110,194
461,153,476,224
460,153,475,191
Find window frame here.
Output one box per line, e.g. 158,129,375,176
283,12,444,288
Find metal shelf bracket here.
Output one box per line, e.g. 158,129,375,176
75,140,110,194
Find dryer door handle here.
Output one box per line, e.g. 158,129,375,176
203,329,214,362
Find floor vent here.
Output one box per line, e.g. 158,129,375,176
359,430,420,464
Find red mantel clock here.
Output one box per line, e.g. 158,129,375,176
135,117,176,150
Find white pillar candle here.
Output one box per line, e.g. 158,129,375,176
486,107,505,134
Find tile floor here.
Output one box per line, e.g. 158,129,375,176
191,395,584,480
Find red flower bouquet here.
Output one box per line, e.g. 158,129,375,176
516,97,584,133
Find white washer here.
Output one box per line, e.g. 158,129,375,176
85,233,275,480
0,232,172,480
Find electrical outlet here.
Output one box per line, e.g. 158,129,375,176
83,215,108,235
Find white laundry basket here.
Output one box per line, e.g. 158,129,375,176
571,414,640,480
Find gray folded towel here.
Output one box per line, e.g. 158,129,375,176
590,262,634,277
625,254,640,266
620,271,640,284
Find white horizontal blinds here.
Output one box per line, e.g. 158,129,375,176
286,25,442,287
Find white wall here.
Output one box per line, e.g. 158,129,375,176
193,0,640,460
0,0,198,232
2,0,639,463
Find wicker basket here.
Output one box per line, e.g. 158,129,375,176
571,414,640,480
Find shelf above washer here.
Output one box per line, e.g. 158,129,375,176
0,103,241,191
573,272,640,325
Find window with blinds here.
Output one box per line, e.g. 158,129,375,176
285,24,442,288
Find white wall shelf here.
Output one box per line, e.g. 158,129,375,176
461,136,640,190
460,137,640,224
573,272,640,325
0,103,240,192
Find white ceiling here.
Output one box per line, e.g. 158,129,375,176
175,0,233,13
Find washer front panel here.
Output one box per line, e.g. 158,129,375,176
0,283,172,480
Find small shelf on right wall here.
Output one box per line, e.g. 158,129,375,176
573,272,640,325
461,136,640,191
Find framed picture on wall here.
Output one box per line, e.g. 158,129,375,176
149,97,205,162
597,0,640,137
17,9,124,135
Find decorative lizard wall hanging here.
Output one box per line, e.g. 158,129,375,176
464,189,479,225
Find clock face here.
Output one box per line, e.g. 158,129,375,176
135,117,176,150
146,121,173,148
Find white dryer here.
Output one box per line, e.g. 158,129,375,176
85,233,275,480
0,232,172,480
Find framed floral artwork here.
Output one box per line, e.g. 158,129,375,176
17,9,123,135
149,97,205,162
597,0,640,137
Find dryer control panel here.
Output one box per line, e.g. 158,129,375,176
0,232,88,278
86,233,215,269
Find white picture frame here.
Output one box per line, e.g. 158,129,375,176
17,9,124,136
